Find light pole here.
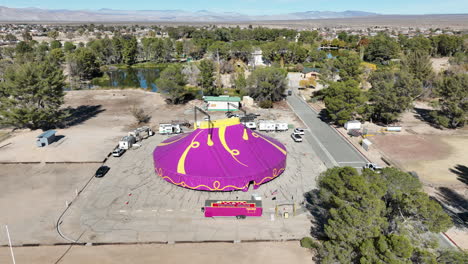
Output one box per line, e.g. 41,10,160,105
5,225,16,264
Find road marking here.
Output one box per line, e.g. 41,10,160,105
136,209,142,212
119,210,126,213
166,209,173,212
287,99,339,167
151,209,158,212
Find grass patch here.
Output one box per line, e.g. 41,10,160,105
91,73,110,86
131,62,171,69
300,237,320,249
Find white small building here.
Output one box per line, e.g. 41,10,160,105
204,96,241,111
119,136,136,150
344,120,361,131
362,139,372,151
249,49,269,67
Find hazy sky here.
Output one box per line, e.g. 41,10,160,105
1,0,467,15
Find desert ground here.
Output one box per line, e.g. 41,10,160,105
13,14,468,30
0,241,313,264
0,88,324,264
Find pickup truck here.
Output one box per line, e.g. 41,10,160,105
363,163,383,171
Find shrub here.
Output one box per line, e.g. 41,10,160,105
258,100,273,109
300,237,320,249
131,106,151,124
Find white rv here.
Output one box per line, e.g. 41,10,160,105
159,124,181,135
258,121,276,132
119,136,136,150
275,123,288,132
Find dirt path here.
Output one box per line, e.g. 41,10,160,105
0,242,313,264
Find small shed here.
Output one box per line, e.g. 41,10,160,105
204,96,241,111
301,67,321,79
36,130,56,147
344,120,361,131
362,139,372,151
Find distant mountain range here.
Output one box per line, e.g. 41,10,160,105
0,6,380,22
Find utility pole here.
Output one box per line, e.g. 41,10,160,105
5,225,16,264
216,48,221,92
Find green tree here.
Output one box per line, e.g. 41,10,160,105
197,59,217,95
323,80,366,125
0,60,65,129
47,30,59,40
4,33,17,42
67,47,101,80
247,67,287,102
402,50,435,87
233,70,247,95
22,30,33,42
63,41,76,53
334,51,363,82
121,35,138,65
15,41,33,55
368,69,422,124
312,166,453,264
364,33,400,64
175,41,184,57
49,48,65,65
432,73,468,128
437,250,468,264
50,40,62,50
156,64,194,104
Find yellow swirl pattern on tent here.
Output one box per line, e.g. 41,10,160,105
156,167,285,191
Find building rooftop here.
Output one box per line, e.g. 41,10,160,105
203,96,241,102
302,67,321,74
37,130,56,138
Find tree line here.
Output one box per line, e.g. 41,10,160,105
304,166,467,264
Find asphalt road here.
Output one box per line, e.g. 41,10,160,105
286,92,367,169
285,86,455,250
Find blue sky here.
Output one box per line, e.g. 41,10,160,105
1,0,467,15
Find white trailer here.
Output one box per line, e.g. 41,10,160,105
385,126,402,132
344,120,361,130
119,135,136,150
275,123,288,132
159,124,181,135
258,122,276,132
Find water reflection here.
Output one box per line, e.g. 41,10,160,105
98,68,160,92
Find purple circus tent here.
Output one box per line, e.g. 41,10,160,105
153,118,287,191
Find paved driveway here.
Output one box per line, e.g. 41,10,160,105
286,92,367,168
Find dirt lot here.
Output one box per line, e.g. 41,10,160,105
0,89,176,162
366,108,468,249
0,89,323,246
0,242,313,264
59,130,324,244
0,164,99,244
0,89,300,163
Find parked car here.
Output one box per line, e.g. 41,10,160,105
95,166,110,178
112,147,126,157
363,163,382,171
243,122,257,130
287,90,292,96
291,133,303,142
294,128,305,135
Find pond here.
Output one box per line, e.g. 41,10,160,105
92,68,161,92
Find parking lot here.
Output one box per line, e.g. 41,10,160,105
59,131,326,243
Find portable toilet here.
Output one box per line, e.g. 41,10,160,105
362,139,372,151
36,130,56,147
